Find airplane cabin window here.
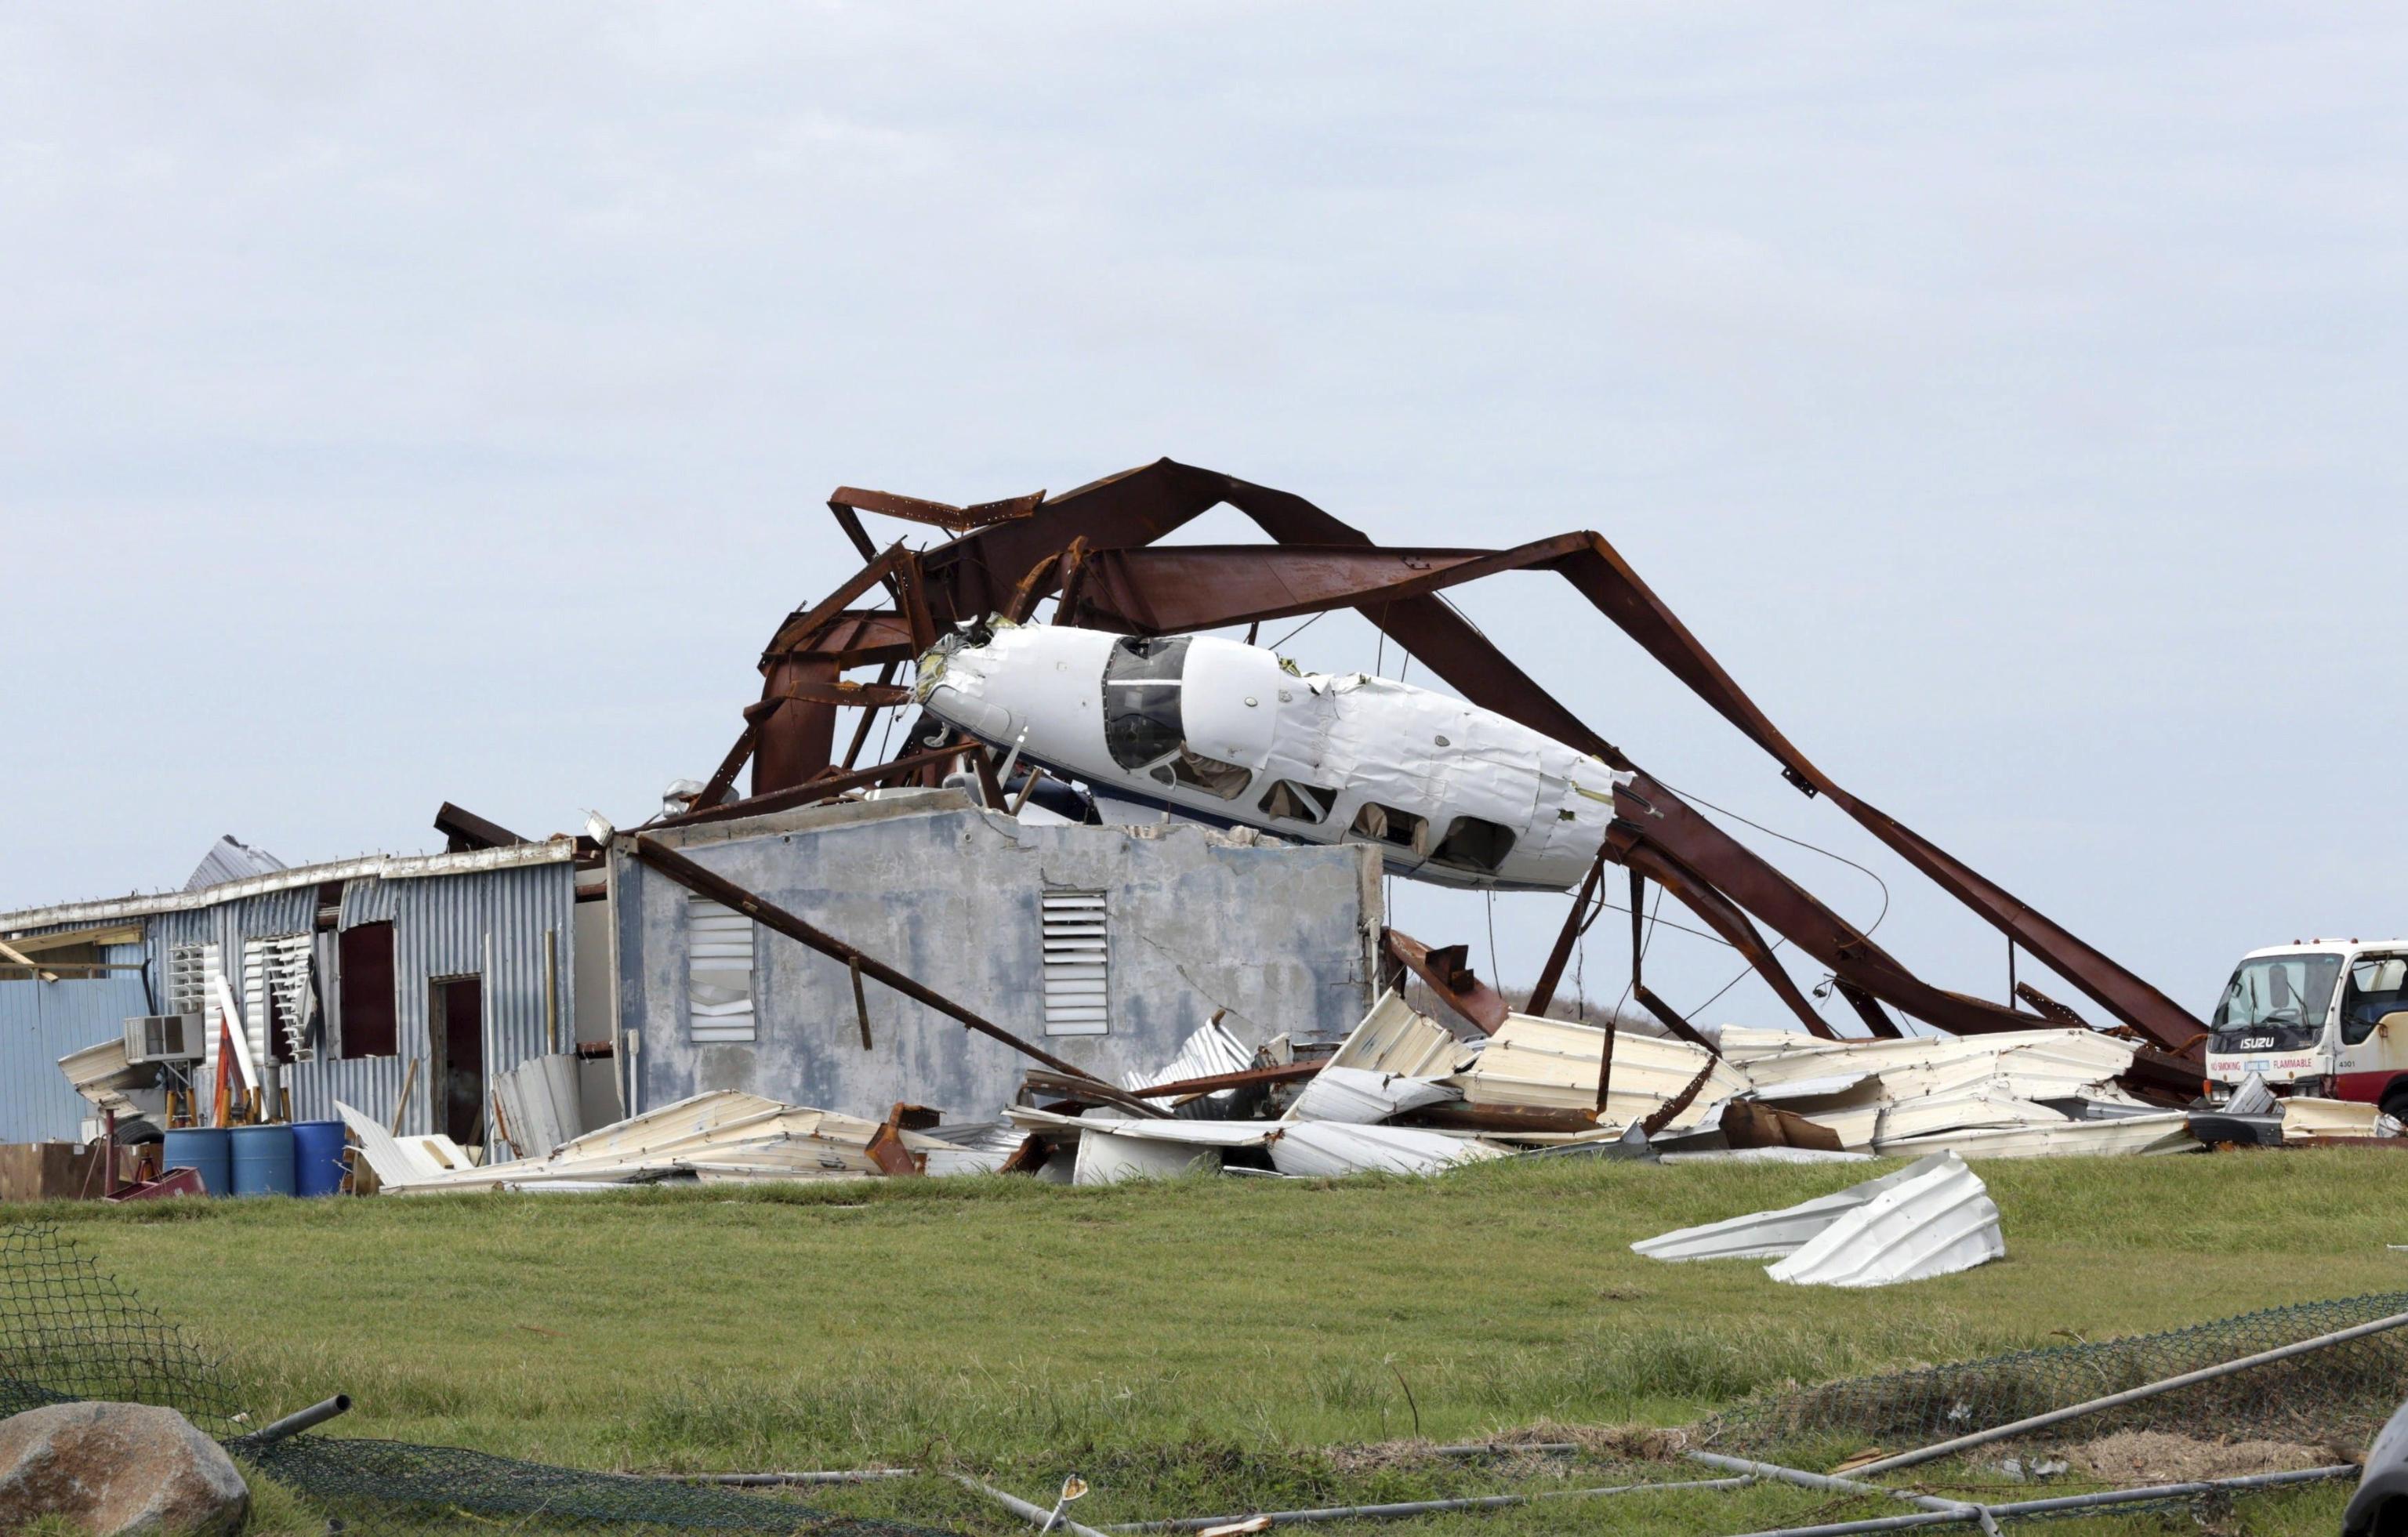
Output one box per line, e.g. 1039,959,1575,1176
1170,747,1251,799
1102,636,1190,768
1349,801,1427,852
1432,816,1517,872
1258,780,1337,824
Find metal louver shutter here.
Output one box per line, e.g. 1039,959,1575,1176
241,934,314,1064
1041,891,1109,1036
687,896,756,1042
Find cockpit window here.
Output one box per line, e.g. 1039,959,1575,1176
1102,636,1188,769
1259,780,1337,825
1431,816,1516,872
1349,801,1426,852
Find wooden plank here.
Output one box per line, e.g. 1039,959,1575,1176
0,924,143,954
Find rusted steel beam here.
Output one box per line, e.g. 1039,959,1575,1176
656,741,963,829
433,803,527,853
1003,550,1061,623
1050,537,1092,627
839,660,901,773
1403,1102,1601,1134
1603,824,1828,1042
691,725,760,817
1074,537,1592,636
760,679,913,709
629,836,1109,1083
1126,1061,1325,1098
1832,980,1905,1039
2015,981,2092,1027
761,544,910,664
1526,849,1608,1020
1382,929,1508,1035
1021,1069,1172,1118
1634,984,1711,1052
771,611,919,669
832,485,1043,536
1618,785,2040,1039
1640,1057,1718,1136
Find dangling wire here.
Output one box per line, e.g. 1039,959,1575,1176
1267,611,1326,651
1612,880,1665,1020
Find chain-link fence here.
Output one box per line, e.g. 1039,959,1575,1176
1707,1289,2408,1461
0,1225,943,1536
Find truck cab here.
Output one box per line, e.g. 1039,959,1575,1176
2206,940,2408,1117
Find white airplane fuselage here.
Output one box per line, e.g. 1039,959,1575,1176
913,620,1626,892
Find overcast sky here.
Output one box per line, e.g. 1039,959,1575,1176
5,5,2402,1031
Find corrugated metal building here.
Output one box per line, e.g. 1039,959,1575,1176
0,842,597,1145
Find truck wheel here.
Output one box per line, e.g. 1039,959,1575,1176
2383,1086,2408,1127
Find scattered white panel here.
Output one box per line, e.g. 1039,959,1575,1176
1074,1130,1220,1184
1288,1066,1459,1125
1633,1151,1964,1263
1767,1151,2004,1289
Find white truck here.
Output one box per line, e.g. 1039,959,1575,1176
2205,939,2408,1118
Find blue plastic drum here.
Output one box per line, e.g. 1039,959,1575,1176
228,1124,296,1198
289,1120,348,1198
161,1127,231,1198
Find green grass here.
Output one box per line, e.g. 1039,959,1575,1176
14,1149,2403,1535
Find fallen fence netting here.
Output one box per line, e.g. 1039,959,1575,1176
1707,1289,2408,1459
0,1224,942,1535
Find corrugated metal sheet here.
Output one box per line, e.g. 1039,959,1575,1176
0,949,153,1143
287,863,577,1135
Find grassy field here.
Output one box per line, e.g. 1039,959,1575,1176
11,1148,2405,1536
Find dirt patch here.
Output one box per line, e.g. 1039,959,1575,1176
1494,1421,1692,1462
2065,1430,2342,1484
1324,1423,1688,1477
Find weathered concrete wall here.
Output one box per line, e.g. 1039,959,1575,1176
615,790,1382,1121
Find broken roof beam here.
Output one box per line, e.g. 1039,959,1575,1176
831,485,1044,537
629,835,1112,1086
653,741,965,830
433,803,529,854
1381,929,1507,1035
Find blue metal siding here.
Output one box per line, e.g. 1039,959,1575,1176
0,962,153,1144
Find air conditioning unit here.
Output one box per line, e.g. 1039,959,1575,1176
123,1014,203,1064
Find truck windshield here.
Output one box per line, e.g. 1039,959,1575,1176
2211,955,2342,1034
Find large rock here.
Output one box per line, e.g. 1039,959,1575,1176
0,1401,248,1535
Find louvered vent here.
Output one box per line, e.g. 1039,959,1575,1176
243,933,316,1062
687,896,757,1042
1040,891,1109,1036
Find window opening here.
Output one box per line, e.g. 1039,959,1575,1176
1258,780,1337,825
2341,955,2408,1046
1168,746,1250,799
336,923,397,1058
1431,816,1518,873
1349,802,1427,853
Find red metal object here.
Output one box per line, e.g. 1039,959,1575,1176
106,1165,208,1202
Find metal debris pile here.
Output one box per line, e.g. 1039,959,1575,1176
329,986,2369,1198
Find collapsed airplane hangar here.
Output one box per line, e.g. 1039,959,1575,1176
0,457,2217,1169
